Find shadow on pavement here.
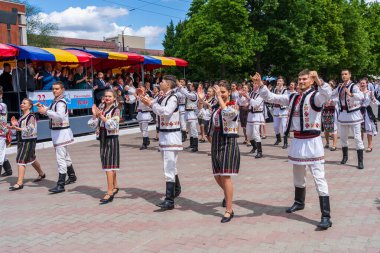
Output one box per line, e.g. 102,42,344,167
1,175,57,189
120,187,221,217
234,199,319,226
69,185,105,199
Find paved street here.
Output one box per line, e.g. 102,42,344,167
0,123,379,253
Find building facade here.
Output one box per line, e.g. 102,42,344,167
105,34,145,51
0,0,27,45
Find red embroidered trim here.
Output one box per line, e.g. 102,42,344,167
288,156,324,162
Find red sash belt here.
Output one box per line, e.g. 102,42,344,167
293,131,320,139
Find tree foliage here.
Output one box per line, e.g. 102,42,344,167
163,0,380,81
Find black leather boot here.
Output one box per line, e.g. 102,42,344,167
250,140,257,153
286,187,306,213
49,173,66,193
1,160,12,177
186,137,193,150
157,182,175,210
174,175,181,198
255,142,263,158
191,138,198,152
282,136,288,149
146,137,150,147
274,134,281,145
181,131,187,142
140,137,147,150
340,147,348,164
317,196,332,229
65,165,77,185
357,149,364,169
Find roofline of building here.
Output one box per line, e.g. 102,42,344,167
0,0,26,6
106,34,145,40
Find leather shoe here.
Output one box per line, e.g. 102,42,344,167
100,194,114,204
9,184,24,191
221,210,234,223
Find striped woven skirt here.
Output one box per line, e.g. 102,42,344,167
16,138,37,166
99,129,120,171
211,131,240,175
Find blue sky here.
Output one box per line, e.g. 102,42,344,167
29,0,191,49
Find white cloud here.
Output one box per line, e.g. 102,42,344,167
38,6,165,48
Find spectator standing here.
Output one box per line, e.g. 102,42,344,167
0,63,13,92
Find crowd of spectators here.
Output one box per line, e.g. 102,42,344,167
0,62,167,121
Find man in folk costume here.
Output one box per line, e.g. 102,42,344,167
257,70,333,230
135,85,153,150
179,81,199,152
37,81,77,193
176,78,188,142
331,69,365,169
241,81,265,158
0,86,12,177
140,75,183,210
272,76,289,149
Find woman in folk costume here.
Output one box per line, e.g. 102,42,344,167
359,79,378,152
179,81,199,152
135,85,153,150
139,75,183,211
0,86,12,177
88,90,121,204
205,80,240,223
257,70,333,230
8,99,46,191
197,86,216,143
236,83,250,144
322,80,339,151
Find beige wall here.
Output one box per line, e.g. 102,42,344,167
106,35,145,49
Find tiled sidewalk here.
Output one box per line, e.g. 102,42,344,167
1,124,379,253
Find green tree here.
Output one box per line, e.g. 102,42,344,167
362,1,380,75
162,20,176,56
181,0,264,80
339,0,371,77
247,0,349,80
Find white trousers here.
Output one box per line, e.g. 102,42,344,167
55,146,72,174
0,138,8,165
180,113,187,131
339,123,364,150
293,164,329,196
187,121,198,138
161,150,178,182
273,116,287,135
246,124,261,142
139,122,149,137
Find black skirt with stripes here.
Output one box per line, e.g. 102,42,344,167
99,128,120,171
16,134,37,166
211,131,240,175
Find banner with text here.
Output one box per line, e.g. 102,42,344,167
29,90,93,110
